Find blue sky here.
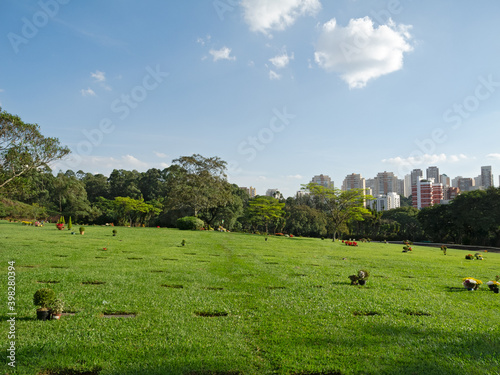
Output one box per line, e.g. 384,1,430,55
1,0,500,197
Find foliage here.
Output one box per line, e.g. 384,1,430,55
79,226,85,233
284,204,327,237
114,196,160,226
167,154,232,217
176,216,204,230
0,107,70,189
303,183,371,240
51,298,64,314
33,288,56,309
246,196,285,234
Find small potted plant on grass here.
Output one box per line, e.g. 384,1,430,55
348,269,370,285
486,280,500,293
112,229,117,236
50,298,64,320
33,288,56,321
441,245,447,255
462,277,482,291
79,226,85,235
465,254,474,260
56,216,65,230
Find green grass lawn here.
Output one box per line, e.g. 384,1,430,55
1,221,500,375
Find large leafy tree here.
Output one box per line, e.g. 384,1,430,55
167,154,232,217
246,195,285,234
0,108,70,189
303,183,371,240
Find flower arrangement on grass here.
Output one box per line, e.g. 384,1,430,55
348,269,370,285
474,253,483,260
345,241,358,246
462,277,482,290
465,254,474,260
486,280,500,293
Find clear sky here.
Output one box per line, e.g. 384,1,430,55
1,0,500,197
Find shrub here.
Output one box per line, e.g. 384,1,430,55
33,288,56,309
176,216,204,230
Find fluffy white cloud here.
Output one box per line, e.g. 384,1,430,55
382,153,468,168
154,151,168,158
269,70,281,80
91,70,106,82
242,0,321,34
487,153,500,160
314,17,413,88
269,51,294,69
80,88,96,97
209,46,236,62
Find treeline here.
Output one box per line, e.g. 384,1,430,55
1,154,500,247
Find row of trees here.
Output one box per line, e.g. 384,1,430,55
2,108,500,246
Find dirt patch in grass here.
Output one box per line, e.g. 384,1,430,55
196,260,210,263
203,287,224,290
267,286,286,290
290,273,307,277
209,254,221,257
82,281,106,285
161,284,183,288
184,252,197,255
127,257,143,260
37,280,60,284
151,270,168,273
184,371,242,375
292,371,342,375
265,262,279,265
405,310,432,316
51,266,69,269
38,367,101,375
163,258,179,261
312,285,323,288
19,265,38,268
95,257,107,259
307,264,320,267
56,255,69,257
194,311,228,317
353,311,379,316
102,311,136,318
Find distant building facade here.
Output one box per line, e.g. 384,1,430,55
311,174,334,189
368,192,400,211
426,166,440,183
412,177,444,209
342,173,366,191
240,186,256,198
481,166,493,188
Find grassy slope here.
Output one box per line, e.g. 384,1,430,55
1,221,499,375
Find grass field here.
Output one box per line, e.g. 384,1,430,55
1,221,500,375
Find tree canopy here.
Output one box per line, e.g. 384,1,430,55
0,107,70,189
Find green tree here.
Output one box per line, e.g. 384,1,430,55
114,197,160,226
167,154,232,217
285,204,327,237
303,183,371,240
247,196,285,234
0,108,70,189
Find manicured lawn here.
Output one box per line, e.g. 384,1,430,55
1,221,500,375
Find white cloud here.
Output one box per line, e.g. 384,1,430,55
91,70,106,82
242,0,321,35
269,51,294,69
154,151,168,158
269,70,281,80
209,46,236,62
382,153,469,168
80,88,96,97
196,35,211,45
159,162,170,169
487,153,500,160
287,174,303,179
314,17,413,88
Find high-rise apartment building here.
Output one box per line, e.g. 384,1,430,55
374,171,398,196
426,166,440,183
404,174,412,197
412,177,444,209
368,192,400,211
342,173,366,191
440,174,450,189
481,166,493,188
457,177,474,192
310,174,333,189
410,169,423,186
240,186,257,198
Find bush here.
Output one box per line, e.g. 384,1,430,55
33,288,56,309
176,216,204,230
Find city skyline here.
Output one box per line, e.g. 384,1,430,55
2,1,500,198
